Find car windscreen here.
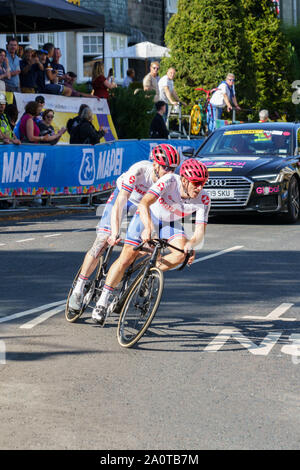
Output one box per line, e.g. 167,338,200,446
198,129,292,157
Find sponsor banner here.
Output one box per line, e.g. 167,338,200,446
13,93,118,144
0,139,203,197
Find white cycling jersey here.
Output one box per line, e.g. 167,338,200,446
147,173,211,224
116,160,154,205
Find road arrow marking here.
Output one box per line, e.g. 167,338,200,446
204,329,282,355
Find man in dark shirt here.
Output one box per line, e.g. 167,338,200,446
150,100,169,139
20,47,43,93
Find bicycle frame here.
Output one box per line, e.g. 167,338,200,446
97,239,191,317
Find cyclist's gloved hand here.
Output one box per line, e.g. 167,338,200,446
184,241,196,265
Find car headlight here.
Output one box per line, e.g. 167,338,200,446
252,173,284,183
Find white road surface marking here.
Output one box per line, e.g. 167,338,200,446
243,303,295,321
193,245,244,264
44,233,62,238
16,238,35,243
204,329,282,355
0,300,65,324
20,305,65,329
170,245,244,269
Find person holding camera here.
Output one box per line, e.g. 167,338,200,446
20,46,43,93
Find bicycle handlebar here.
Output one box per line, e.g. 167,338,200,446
133,238,192,270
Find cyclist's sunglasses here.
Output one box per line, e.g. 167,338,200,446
189,180,203,187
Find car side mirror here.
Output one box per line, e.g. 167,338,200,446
182,147,195,158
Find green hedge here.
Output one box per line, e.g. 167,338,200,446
109,87,156,139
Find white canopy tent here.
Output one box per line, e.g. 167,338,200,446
96,41,170,60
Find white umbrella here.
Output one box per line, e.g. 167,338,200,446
96,41,170,60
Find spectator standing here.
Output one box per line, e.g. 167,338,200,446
38,108,66,144
210,73,241,131
149,101,169,139
67,104,89,141
17,45,24,58
158,67,183,119
259,109,271,122
143,61,160,102
122,68,135,88
5,37,21,92
20,47,42,93
0,93,20,144
70,106,106,145
92,61,117,100
107,67,115,84
52,48,66,84
0,49,11,91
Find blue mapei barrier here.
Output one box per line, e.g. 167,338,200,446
0,138,203,198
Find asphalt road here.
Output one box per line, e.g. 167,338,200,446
0,209,300,450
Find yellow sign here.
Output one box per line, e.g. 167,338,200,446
208,168,233,172
67,0,80,5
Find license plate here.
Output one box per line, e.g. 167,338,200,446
206,189,235,199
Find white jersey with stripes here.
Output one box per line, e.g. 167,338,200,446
116,160,154,205
147,173,211,224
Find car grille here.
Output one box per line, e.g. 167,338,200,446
206,177,253,207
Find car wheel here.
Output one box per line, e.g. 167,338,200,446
285,176,300,223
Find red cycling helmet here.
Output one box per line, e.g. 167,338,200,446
151,144,180,168
180,158,209,184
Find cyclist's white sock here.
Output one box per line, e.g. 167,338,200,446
73,274,88,294
97,284,114,307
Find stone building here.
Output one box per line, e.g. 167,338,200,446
280,0,300,25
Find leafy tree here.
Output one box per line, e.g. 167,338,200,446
161,0,253,114
162,0,295,119
241,0,294,119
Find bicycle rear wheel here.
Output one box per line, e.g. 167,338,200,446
65,256,104,323
117,267,164,348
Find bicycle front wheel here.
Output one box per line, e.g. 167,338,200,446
117,267,164,348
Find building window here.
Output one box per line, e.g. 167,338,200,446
0,32,60,53
37,33,56,48
106,33,128,84
77,32,104,82
16,34,30,46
